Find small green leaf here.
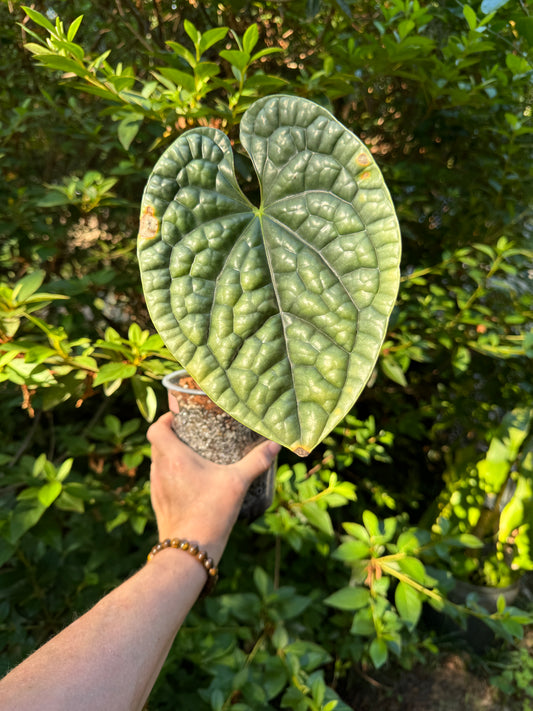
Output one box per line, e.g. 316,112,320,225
343,522,370,542
395,581,422,628
381,356,407,386
250,47,283,62
165,41,195,67
9,502,47,542
219,49,250,72
350,607,375,636
272,624,289,650
37,55,89,76
131,376,157,422
118,113,143,151
362,510,380,537
242,24,259,55
12,270,45,302
463,5,477,30
324,586,371,610
452,346,471,374
396,529,426,553
183,19,200,46
38,480,62,507
93,362,136,386
506,53,530,75
156,67,195,91
22,6,56,33
369,638,388,668
194,62,220,82
67,14,84,42
198,26,228,54
300,502,333,535
397,556,427,584
55,489,85,513
56,458,73,483
496,594,506,614
333,539,371,562
210,689,224,711
457,533,484,548
253,567,271,597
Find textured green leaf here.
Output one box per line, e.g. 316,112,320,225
138,95,401,454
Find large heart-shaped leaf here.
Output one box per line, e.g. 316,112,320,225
138,94,401,455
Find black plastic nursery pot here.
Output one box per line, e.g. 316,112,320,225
162,370,276,521
426,578,521,653
453,579,521,652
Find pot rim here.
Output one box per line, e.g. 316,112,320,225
162,369,205,396
452,577,521,596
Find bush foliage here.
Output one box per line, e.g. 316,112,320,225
1,0,532,708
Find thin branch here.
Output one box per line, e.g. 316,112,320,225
9,410,42,467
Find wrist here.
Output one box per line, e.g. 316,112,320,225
147,537,219,596
156,513,238,565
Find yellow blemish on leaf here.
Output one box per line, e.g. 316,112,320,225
360,171,371,180
139,205,159,241
356,152,371,166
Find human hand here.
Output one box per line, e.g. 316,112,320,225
146,412,280,564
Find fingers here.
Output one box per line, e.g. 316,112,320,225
146,411,178,450
234,439,281,484
147,411,281,484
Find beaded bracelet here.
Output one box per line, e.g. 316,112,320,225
147,537,219,597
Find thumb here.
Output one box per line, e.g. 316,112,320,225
234,439,281,484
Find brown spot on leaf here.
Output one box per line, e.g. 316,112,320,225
139,205,159,241
294,446,310,457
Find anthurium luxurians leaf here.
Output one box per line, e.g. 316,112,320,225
138,94,401,455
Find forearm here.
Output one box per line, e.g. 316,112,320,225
0,551,206,711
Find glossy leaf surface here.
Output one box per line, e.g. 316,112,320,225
138,95,401,454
